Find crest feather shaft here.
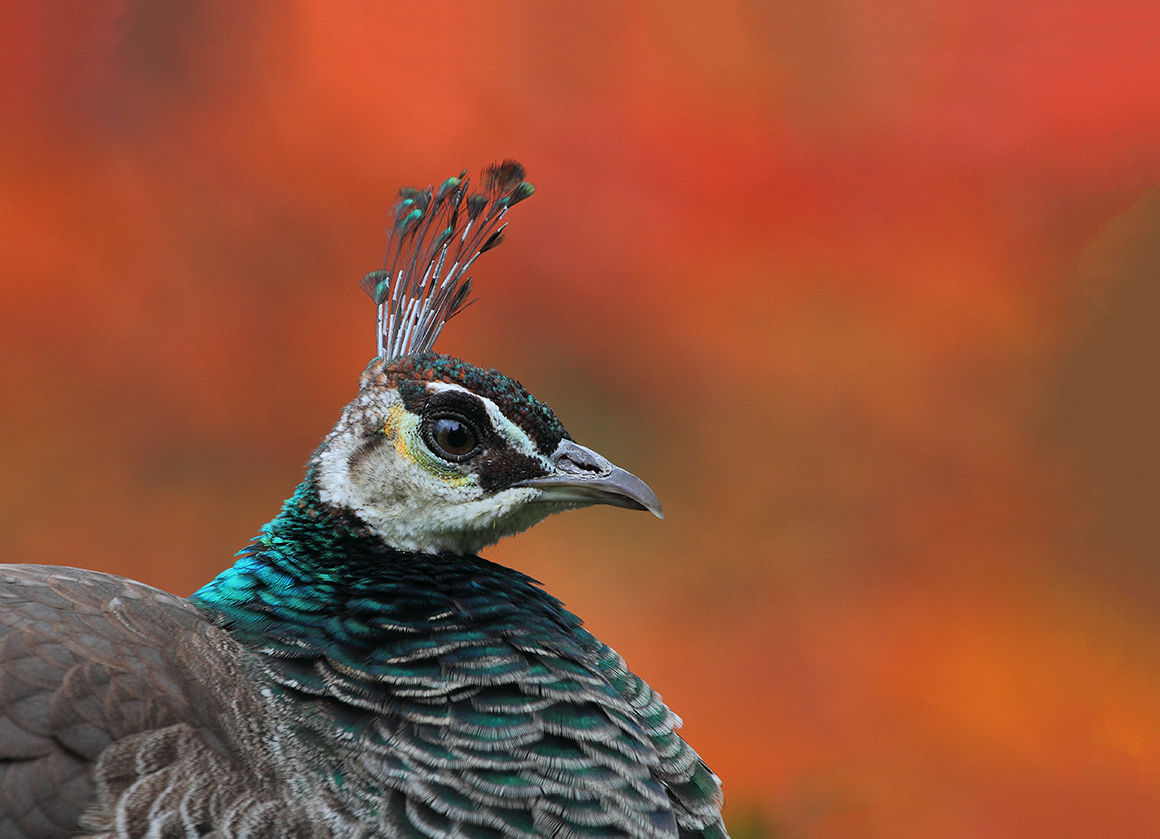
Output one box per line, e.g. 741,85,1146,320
361,161,535,360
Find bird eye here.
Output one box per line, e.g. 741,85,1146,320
425,415,479,461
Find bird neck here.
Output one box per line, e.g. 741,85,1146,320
189,476,581,656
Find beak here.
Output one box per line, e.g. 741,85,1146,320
514,439,664,519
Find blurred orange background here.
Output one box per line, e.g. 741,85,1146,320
3,2,1160,836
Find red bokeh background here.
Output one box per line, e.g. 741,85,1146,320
3,2,1160,836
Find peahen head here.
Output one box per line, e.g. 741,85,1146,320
309,161,661,556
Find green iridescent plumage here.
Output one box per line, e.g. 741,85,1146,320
0,162,725,839
187,475,722,839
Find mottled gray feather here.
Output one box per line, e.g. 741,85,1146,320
0,566,725,839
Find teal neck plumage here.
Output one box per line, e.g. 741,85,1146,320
189,476,586,665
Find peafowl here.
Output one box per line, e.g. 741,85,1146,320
0,162,727,839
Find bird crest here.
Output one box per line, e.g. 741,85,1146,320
360,160,535,360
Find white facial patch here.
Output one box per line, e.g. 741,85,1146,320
312,385,564,555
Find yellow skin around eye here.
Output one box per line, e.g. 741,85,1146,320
384,401,472,488
384,402,405,448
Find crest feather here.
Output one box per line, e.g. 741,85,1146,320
361,161,535,360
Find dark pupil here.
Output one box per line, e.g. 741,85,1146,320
434,418,475,455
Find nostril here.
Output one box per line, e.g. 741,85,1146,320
562,454,601,474
552,440,613,476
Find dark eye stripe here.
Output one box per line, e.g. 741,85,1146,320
391,354,569,456
476,450,550,493
417,388,552,489
422,388,520,445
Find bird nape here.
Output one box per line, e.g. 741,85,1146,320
0,162,727,839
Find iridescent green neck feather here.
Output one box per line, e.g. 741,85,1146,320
189,476,590,683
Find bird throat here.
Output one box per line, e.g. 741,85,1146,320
189,479,581,664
